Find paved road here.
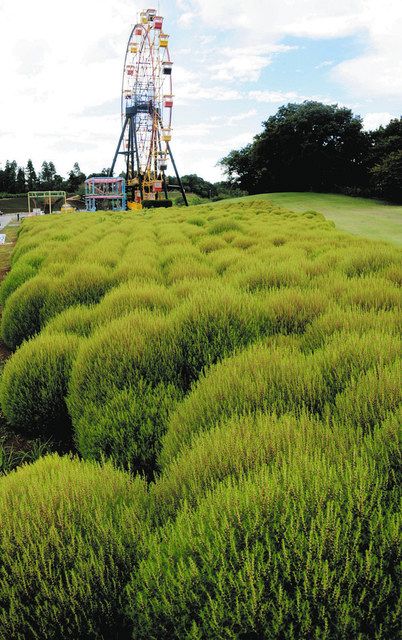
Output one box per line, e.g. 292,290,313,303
0,214,17,231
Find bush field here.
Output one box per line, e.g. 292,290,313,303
0,199,400,638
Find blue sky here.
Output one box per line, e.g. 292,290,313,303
0,0,401,182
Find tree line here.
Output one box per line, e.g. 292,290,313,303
0,160,87,196
0,160,239,203
219,102,402,203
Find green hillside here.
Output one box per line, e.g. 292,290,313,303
218,192,402,245
0,200,400,639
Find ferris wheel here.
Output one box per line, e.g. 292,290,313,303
110,8,188,209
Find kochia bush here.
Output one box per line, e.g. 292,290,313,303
128,420,400,639
0,454,147,639
74,382,181,478
0,332,80,439
1,275,53,349
0,262,37,306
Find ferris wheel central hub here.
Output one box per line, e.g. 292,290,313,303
110,7,188,209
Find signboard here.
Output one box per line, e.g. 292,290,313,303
0,234,6,245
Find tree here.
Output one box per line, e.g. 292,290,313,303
48,162,57,184
66,162,86,193
371,150,402,202
38,161,59,189
1,160,18,193
16,167,26,193
219,145,256,193
25,160,37,191
369,117,402,163
180,174,217,199
220,101,370,194
86,168,111,179
39,161,51,189
53,174,65,190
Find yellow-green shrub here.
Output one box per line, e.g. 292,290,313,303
153,412,341,522
40,263,112,322
316,330,401,400
43,304,96,337
160,340,324,467
171,287,273,389
340,275,400,310
68,310,179,414
0,333,80,439
128,425,400,639
301,305,401,351
74,382,181,478
0,262,37,306
95,280,177,323
258,287,327,334
68,311,181,472
332,360,401,431
0,454,147,639
341,244,399,277
1,276,54,349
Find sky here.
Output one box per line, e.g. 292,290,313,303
0,0,401,182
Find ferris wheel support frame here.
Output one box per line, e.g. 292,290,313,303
109,107,188,206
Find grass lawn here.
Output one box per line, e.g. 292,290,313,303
216,192,402,245
0,223,19,275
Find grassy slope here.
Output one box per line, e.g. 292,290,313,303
216,192,402,245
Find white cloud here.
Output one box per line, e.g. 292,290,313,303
0,0,133,176
210,43,295,82
333,54,402,99
363,112,396,131
227,109,257,125
315,60,334,69
184,0,364,38
248,90,335,105
185,0,402,99
330,1,402,98
249,90,299,103
178,12,197,27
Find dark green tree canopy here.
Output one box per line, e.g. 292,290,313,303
66,162,86,193
220,101,370,194
25,160,37,191
371,150,402,202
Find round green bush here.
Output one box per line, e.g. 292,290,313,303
153,411,341,523
68,310,181,474
75,382,181,479
95,279,177,323
1,275,53,349
128,424,400,639
0,332,80,439
0,263,37,306
300,305,400,351
259,286,327,334
171,286,272,389
316,330,401,401
160,339,324,468
40,263,112,323
332,360,401,431
0,454,147,639
43,304,96,337
68,310,180,416
11,244,47,269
